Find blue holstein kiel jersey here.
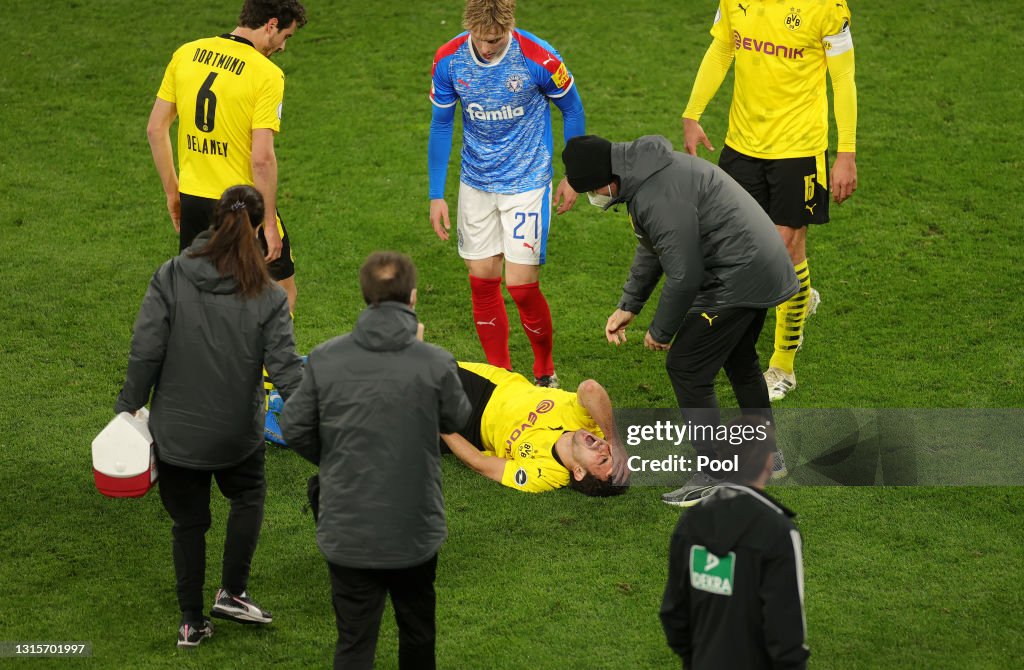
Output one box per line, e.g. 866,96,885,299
431,29,575,195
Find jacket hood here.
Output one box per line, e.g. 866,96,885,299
176,231,240,295
689,484,795,556
352,302,419,352
610,135,676,204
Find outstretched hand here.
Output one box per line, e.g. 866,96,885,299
166,192,181,233
430,198,451,241
605,309,636,345
554,176,578,214
683,118,715,156
831,152,858,205
263,220,282,262
643,330,671,351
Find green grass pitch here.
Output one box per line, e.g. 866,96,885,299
1,1,1022,667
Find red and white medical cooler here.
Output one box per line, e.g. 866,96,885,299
91,409,158,498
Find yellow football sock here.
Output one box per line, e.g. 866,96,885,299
769,260,810,375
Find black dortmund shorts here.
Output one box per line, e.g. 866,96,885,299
179,193,295,281
719,145,830,229
437,366,495,454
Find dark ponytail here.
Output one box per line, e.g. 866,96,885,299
191,185,272,298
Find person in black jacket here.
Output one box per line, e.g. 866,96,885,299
562,135,798,506
660,417,809,670
115,185,303,648
281,251,471,670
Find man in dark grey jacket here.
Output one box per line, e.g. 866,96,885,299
660,417,809,670
281,251,471,670
563,135,798,506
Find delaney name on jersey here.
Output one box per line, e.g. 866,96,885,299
186,134,228,157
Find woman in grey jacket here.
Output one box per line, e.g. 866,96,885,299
115,185,303,647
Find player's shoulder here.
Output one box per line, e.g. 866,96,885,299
257,56,285,80
803,0,852,27
511,28,563,69
434,32,470,62
830,0,852,17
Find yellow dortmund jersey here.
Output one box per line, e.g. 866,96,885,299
711,0,852,158
460,363,603,493
157,35,285,198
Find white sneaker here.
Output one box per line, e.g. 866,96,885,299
210,589,273,625
661,471,721,507
796,288,820,351
764,367,796,402
771,450,789,480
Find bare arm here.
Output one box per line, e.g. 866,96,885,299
146,98,180,232
576,379,630,485
251,128,282,261
441,433,507,483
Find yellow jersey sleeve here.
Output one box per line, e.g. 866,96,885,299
253,73,285,131
824,3,856,153
822,0,852,38
709,1,732,44
682,37,734,122
500,455,568,493
156,48,180,104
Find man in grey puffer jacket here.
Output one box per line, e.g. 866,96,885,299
563,135,798,507
281,251,470,670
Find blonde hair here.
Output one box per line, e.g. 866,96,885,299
463,0,516,33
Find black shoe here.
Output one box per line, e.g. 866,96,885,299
177,618,213,648
210,588,273,625
534,373,559,389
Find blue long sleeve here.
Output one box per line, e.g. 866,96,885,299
428,104,456,199
552,86,585,141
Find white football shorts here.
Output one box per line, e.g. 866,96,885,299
456,182,551,265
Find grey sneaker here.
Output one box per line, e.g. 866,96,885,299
661,471,721,508
210,589,273,625
771,450,789,480
177,618,213,648
764,367,797,402
534,373,559,389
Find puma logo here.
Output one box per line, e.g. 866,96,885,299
542,56,555,66
701,312,718,326
522,241,538,253
457,78,471,88
738,2,748,15
523,324,543,335
805,203,817,215
475,318,497,327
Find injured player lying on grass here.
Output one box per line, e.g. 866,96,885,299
266,361,630,496
442,362,630,496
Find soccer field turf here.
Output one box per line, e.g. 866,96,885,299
1,1,1022,667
